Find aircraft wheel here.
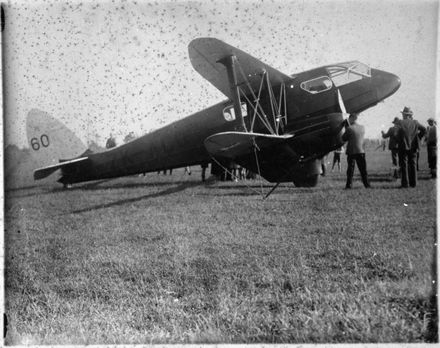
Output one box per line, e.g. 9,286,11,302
293,174,319,187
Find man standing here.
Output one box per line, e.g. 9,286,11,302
320,156,327,176
106,133,116,149
331,146,344,172
397,106,426,188
381,117,400,178
426,118,437,178
342,113,370,189
201,162,209,182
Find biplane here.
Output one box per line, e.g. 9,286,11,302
27,37,400,189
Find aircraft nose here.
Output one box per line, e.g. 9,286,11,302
371,69,401,101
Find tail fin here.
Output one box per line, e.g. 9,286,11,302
26,109,87,172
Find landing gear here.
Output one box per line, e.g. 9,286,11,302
293,174,319,187
291,159,321,187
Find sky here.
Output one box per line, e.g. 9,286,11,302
2,0,439,148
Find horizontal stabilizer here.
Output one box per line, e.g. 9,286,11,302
204,131,294,159
34,157,88,180
189,38,291,99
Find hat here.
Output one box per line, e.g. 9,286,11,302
400,106,413,116
392,117,399,124
428,118,435,123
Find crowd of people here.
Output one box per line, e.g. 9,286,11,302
340,106,435,189
381,106,436,186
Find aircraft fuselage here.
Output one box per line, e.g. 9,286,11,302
58,63,400,185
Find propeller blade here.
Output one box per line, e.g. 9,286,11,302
337,89,351,127
337,89,347,114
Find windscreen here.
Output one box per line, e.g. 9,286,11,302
326,61,371,87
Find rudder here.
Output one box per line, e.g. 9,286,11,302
26,109,87,169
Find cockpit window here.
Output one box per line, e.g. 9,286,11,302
223,103,248,122
300,76,333,94
326,61,371,87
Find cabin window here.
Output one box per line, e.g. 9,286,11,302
326,61,371,87
223,103,248,122
300,76,333,94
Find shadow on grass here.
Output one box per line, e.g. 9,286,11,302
5,184,49,200
201,184,347,198
197,190,263,198
208,183,276,190
6,178,201,199
86,179,203,190
329,173,396,183
70,181,201,214
4,180,114,199
55,179,174,191
4,184,40,193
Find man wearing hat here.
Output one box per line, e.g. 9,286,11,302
381,117,401,178
426,117,437,178
397,107,426,187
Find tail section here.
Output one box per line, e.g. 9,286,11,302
26,109,88,179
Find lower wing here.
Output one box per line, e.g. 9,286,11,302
204,131,301,182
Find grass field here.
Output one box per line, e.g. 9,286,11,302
4,148,438,344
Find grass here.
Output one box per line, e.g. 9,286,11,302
4,148,437,344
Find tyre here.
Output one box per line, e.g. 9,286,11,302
293,174,319,187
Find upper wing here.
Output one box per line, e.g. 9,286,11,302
189,38,291,99
34,157,89,180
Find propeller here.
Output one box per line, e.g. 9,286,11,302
337,89,350,126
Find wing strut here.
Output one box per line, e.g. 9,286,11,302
264,182,281,199
239,68,289,135
218,55,247,132
217,53,289,137
200,45,297,193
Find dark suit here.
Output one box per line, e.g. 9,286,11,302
342,122,370,188
398,118,426,187
382,125,399,166
426,125,437,177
